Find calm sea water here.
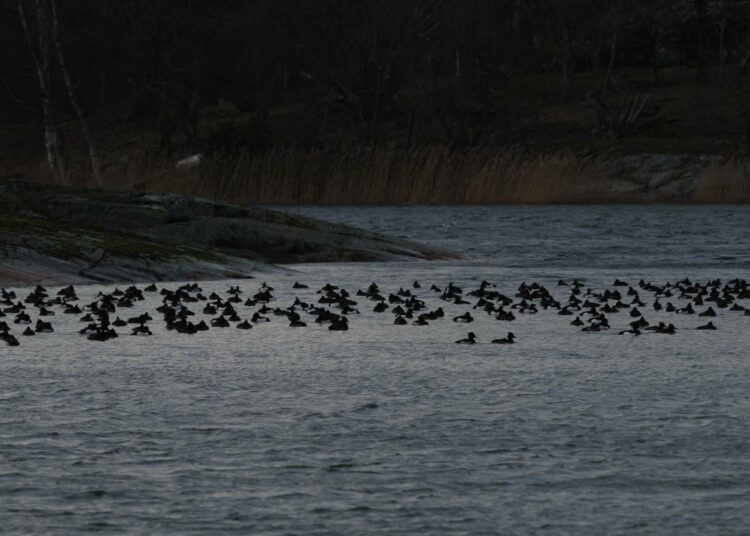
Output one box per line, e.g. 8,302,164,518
2,205,750,534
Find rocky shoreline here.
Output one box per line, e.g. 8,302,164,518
574,153,727,203
0,180,456,286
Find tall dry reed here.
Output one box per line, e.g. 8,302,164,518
81,145,607,205
27,144,748,205
691,159,750,203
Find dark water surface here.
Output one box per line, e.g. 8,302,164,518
285,204,750,271
2,205,750,534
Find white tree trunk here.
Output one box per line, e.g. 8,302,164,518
49,0,102,185
17,0,64,181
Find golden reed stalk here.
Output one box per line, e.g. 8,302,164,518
25,145,750,204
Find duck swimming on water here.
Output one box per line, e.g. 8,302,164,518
2,333,19,346
211,316,230,328
618,327,641,336
491,332,516,344
455,332,477,344
35,320,53,333
289,317,307,327
132,325,153,336
329,318,349,331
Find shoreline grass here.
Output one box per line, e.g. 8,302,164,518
13,144,750,205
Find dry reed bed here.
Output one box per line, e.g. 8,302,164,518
24,145,750,204
122,146,609,205
692,160,750,203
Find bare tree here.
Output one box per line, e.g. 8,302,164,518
14,0,102,184
49,0,102,185
16,0,64,180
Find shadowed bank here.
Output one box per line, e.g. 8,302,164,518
2,3,750,204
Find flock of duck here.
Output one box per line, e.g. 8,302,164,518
1,277,748,348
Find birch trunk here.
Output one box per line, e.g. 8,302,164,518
17,0,64,180
49,0,102,185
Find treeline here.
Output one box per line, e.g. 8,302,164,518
3,0,750,181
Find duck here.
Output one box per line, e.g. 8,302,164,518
293,282,309,289
329,318,349,331
656,323,676,334
131,325,153,336
618,327,641,336
455,332,477,344
35,320,53,333
87,329,118,341
79,323,98,335
174,321,198,334
495,308,515,322
392,305,407,315
453,312,473,323
491,332,516,344
3,303,23,314
696,321,717,330
236,320,253,329
251,312,270,323
413,316,429,326
210,316,230,328
128,313,152,324
14,312,31,325
2,333,19,346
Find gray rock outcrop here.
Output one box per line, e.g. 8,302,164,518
0,180,456,286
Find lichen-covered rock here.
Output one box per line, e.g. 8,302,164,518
0,178,456,286
0,213,275,286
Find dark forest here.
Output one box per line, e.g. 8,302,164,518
2,0,750,202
